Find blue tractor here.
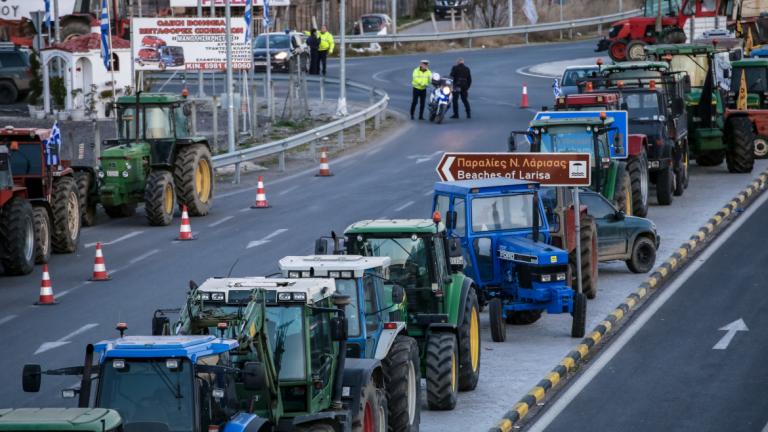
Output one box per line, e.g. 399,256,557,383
433,178,587,341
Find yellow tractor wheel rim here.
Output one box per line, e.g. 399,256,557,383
451,350,457,393
163,183,174,214
470,307,480,372
624,176,632,215
196,158,211,203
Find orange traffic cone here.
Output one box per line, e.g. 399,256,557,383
316,148,333,177
520,83,529,109
36,264,56,305
251,176,270,208
177,205,196,241
89,242,110,281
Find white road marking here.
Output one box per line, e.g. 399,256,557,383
247,228,289,249
761,419,768,432
239,207,251,212
85,231,144,248
278,185,299,196
515,65,558,79
424,189,434,196
394,201,414,212
129,249,160,264
366,147,384,157
208,216,234,227
35,323,99,355
55,281,91,299
0,315,17,327
528,190,768,432
712,318,748,350
416,151,443,164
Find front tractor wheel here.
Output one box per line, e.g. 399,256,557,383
577,214,598,299
627,154,649,217
608,39,628,62
174,144,213,216
0,197,35,275
625,40,647,61
725,117,756,173
674,150,689,196
382,335,421,432
754,136,768,159
571,292,587,338
488,298,506,342
353,379,388,432
75,171,97,227
32,207,51,264
144,171,176,226
457,288,481,391
425,332,459,410
656,165,674,206
51,176,81,253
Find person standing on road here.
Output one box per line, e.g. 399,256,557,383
318,25,334,76
450,57,472,119
307,28,320,75
411,60,431,120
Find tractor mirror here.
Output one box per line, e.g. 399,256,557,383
22,364,41,392
445,211,457,230
104,102,113,118
391,284,405,304
183,103,192,117
315,238,329,255
152,315,170,336
189,280,198,291
330,316,348,341
242,362,267,391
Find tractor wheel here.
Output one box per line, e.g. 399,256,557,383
488,298,506,343
32,207,51,264
51,176,80,254
627,154,649,217
659,27,686,44
626,236,657,274
625,40,647,61
144,170,176,226
608,39,628,62
695,151,725,167
0,81,19,104
656,165,674,206
579,215,598,299
754,136,768,159
353,378,388,432
75,171,97,227
103,203,137,218
61,21,90,41
674,149,689,196
613,167,632,215
457,288,480,391
425,332,458,410
382,335,421,432
174,144,213,217
571,292,587,338
725,116,755,173
0,197,35,275
506,310,543,325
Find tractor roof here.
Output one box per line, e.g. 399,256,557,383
732,58,768,68
0,126,51,142
555,93,620,106
434,178,539,195
530,116,614,128
116,92,186,105
646,44,718,55
93,335,238,361
279,255,391,278
344,219,441,234
0,408,122,431
603,61,669,72
195,277,336,305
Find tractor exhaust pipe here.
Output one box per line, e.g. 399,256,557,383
134,90,142,148
78,344,94,408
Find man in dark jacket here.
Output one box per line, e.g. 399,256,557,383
306,28,320,75
450,58,472,119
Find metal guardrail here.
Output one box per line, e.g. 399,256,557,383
211,75,388,169
340,9,642,43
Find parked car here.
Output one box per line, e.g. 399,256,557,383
141,35,167,48
253,32,308,72
158,46,185,70
433,0,470,18
353,14,392,35
135,47,161,67
0,43,31,104
560,65,600,95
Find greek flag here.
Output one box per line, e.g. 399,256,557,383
552,78,562,97
44,0,52,29
263,0,271,27
100,0,111,70
45,122,62,166
244,0,252,41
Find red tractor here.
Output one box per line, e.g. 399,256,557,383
596,0,734,62
0,144,35,275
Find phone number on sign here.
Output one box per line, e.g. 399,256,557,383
186,62,253,70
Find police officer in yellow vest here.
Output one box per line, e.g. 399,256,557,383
318,25,335,76
411,60,431,120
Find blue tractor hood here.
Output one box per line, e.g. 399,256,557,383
497,236,568,267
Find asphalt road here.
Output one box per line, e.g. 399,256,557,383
2,38,768,432
528,192,768,432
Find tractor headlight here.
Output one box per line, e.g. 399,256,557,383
441,86,451,95
125,162,132,170
199,292,211,301
278,292,292,301
328,271,341,278
340,271,353,278
211,292,225,301
288,271,300,278
121,171,129,178
292,292,306,302
540,274,552,282
556,272,567,281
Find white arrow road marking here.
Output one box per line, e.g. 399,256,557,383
35,323,99,355
395,201,415,212
129,249,160,264
440,156,456,181
412,151,443,164
208,216,234,227
713,318,748,350
85,231,144,248
247,229,288,249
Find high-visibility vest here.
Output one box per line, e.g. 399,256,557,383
319,32,335,53
412,67,431,90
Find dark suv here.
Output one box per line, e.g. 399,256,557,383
0,45,31,104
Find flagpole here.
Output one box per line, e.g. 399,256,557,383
105,0,118,125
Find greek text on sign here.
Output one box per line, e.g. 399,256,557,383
436,152,591,186
170,0,290,6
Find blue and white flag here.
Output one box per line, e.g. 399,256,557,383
263,0,271,27
244,0,252,41
45,122,61,166
44,0,52,29
100,0,111,70
552,78,562,97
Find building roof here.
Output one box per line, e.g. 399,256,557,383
45,33,130,53
0,408,122,431
279,255,391,277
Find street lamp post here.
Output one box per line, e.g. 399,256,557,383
224,0,238,182
336,0,347,116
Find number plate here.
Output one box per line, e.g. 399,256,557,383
106,170,119,177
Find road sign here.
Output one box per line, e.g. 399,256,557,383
532,110,629,159
436,152,591,186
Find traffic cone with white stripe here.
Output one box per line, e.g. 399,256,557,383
251,176,270,208
177,205,196,241
316,148,333,177
89,242,110,281
36,264,56,305
520,83,529,109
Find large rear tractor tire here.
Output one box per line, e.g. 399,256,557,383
626,236,657,273
457,288,481,391
0,198,35,275
488,298,506,343
174,144,213,216
674,150,688,196
613,167,632,215
353,379,388,432
425,332,459,411
75,171,97,227
32,207,51,264
695,151,724,167
51,176,80,253
725,117,755,173
627,154,649,217
579,215,598,299
382,335,421,432
571,292,587,338
655,165,674,206
659,27,686,44
144,170,176,226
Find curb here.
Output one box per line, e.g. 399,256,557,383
489,168,768,432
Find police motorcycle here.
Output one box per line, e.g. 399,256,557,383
428,73,453,124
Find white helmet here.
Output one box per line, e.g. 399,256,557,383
432,72,441,81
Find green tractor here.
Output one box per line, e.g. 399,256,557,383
85,92,214,225
0,408,123,432
331,218,482,411
646,44,756,173
727,58,768,159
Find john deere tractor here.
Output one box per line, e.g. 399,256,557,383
88,92,213,225
727,58,768,158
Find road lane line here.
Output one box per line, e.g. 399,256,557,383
247,228,289,249
278,185,299,196
528,190,768,432
85,231,144,248
208,216,234,227
35,323,99,355
129,249,160,264
0,315,17,327
395,201,414,212
424,189,433,196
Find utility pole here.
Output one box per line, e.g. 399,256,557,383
559,0,563,40
336,0,347,116
197,0,204,97
225,0,237,181
508,0,513,27
53,0,60,44
391,0,397,35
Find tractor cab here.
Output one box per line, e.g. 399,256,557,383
1,127,59,193
729,58,768,108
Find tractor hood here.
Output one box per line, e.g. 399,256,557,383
101,142,149,159
497,236,568,267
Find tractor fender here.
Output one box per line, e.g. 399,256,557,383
372,321,407,361
222,412,271,432
52,167,74,177
455,276,474,327
628,134,647,156
342,358,383,428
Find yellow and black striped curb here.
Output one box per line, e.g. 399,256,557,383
489,168,768,432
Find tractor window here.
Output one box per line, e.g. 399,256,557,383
433,236,449,283
145,107,174,139
333,279,361,337
644,0,680,16
434,194,449,216
363,237,430,289
453,197,466,234
8,143,44,176
624,92,662,119
175,107,189,138
731,67,768,94
0,151,10,186
309,309,332,374
669,54,710,87
580,192,616,219
470,194,534,232
538,125,597,164
266,306,306,381
363,274,380,332
118,107,143,140
562,68,598,86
